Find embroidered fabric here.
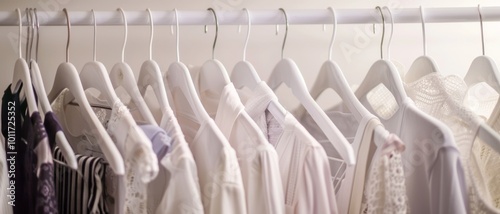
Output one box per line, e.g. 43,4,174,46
100,101,158,214
51,89,158,214
36,163,58,214
466,83,500,213
362,134,408,214
405,73,499,214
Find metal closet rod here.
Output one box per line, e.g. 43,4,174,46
1,7,500,26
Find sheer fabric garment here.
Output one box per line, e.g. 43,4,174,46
167,77,246,214
195,79,284,214
237,81,338,214
360,81,468,214
405,73,500,213
51,89,159,214
297,103,408,214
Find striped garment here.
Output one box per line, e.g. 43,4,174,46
53,147,109,214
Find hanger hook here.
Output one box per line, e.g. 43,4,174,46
147,8,154,60
279,8,289,59
16,8,22,59
478,4,485,56
375,7,385,59
91,9,96,61
117,8,127,62
63,8,70,63
327,7,337,61
25,8,31,61
383,6,394,60
29,8,35,62
34,8,39,62
242,8,251,61
206,8,218,59
173,8,180,62
419,6,427,56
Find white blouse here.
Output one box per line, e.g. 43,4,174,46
238,81,338,214
297,102,408,214
168,80,247,214
360,82,469,214
196,82,284,214
149,108,204,214
406,73,500,214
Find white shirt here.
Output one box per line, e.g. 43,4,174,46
238,81,338,214
168,80,247,214
360,83,469,214
196,82,284,214
148,108,204,214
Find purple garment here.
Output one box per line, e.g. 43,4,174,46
44,112,64,151
32,112,59,214
139,124,172,160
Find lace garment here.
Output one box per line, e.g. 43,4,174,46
405,73,500,214
466,83,500,213
95,101,158,214
51,89,158,214
362,134,407,214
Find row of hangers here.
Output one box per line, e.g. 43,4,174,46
10,5,500,176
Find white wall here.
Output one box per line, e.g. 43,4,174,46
1,0,500,111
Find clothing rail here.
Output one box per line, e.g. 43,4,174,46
1,7,500,26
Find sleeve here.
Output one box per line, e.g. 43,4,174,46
295,146,339,214
205,147,247,214
258,144,285,214
155,154,204,214
428,148,469,214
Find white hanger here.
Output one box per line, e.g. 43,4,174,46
267,8,355,166
108,8,157,125
404,6,439,83
137,9,170,120
464,5,500,93
230,8,286,124
197,8,231,97
354,7,407,106
10,8,38,116
354,7,466,151
47,9,124,175
306,6,389,140
77,9,121,108
464,5,500,154
27,8,77,170
230,8,261,91
165,9,213,122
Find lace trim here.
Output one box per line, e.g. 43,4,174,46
363,145,408,214
406,73,500,214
